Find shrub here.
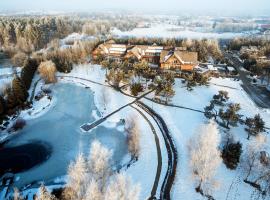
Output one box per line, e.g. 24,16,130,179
38,60,57,83
130,83,143,96
222,142,242,170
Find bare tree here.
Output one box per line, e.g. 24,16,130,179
38,60,57,84
188,120,221,197
125,115,141,160
241,134,270,193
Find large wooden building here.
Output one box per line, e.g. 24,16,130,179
92,40,198,71
160,50,198,71
125,45,164,64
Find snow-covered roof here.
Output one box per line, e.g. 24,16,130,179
160,50,198,64
111,44,127,48
145,49,163,53
109,47,127,52
147,46,163,50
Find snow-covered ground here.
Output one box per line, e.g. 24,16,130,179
143,77,270,200
112,23,249,39
59,66,270,200
59,33,97,49
2,63,270,200
60,65,167,199
2,65,163,200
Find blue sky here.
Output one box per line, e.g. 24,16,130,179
0,0,270,15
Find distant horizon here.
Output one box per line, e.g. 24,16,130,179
0,0,270,17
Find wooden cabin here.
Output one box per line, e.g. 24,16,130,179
160,50,198,71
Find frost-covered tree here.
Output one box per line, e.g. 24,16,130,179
83,179,102,200
188,120,222,196
13,188,23,200
88,140,112,191
63,140,139,200
38,60,57,84
63,154,88,200
104,173,140,200
125,115,141,160
37,184,56,200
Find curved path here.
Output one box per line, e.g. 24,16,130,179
130,105,162,199
135,101,178,200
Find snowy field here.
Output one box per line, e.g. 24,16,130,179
2,64,270,200
60,65,168,199
62,65,270,200
3,65,164,200
112,23,248,39
144,77,270,200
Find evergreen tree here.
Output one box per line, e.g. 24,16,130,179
21,58,38,89
222,142,242,170
12,76,29,105
219,103,241,128
0,95,6,115
6,87,18,109
154,72,175,103
212,90,229,106
245,114,265,140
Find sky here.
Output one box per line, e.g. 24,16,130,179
0,0,270,15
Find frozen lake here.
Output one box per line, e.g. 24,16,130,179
5,83,128,188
